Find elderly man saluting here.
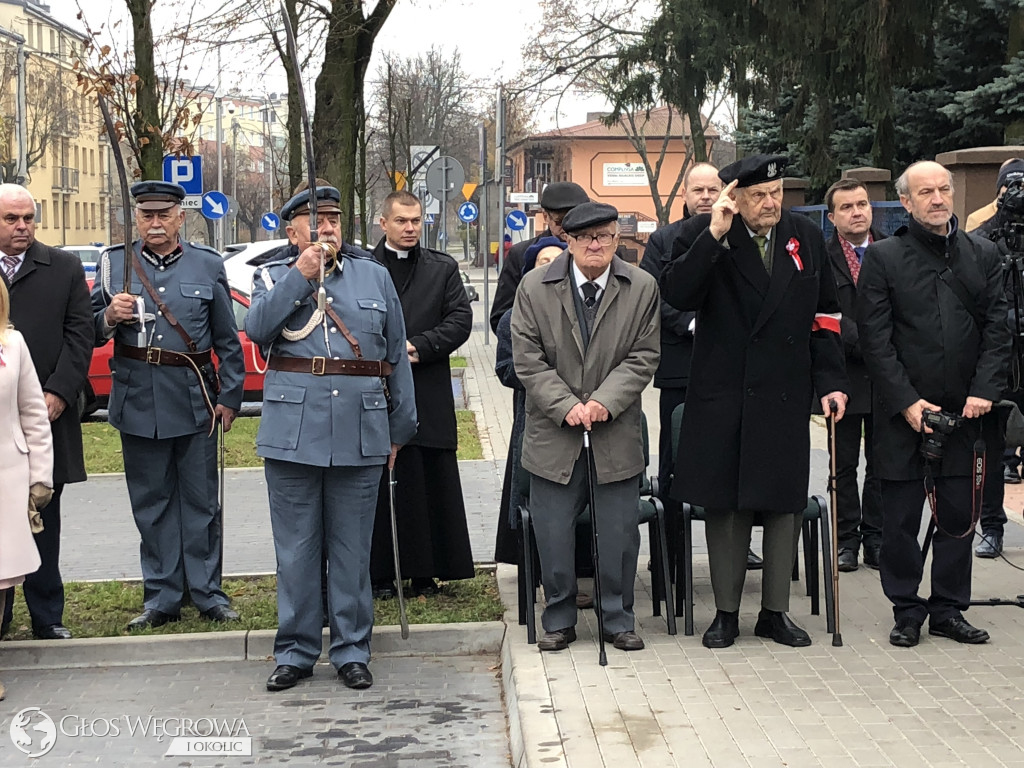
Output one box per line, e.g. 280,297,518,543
511,202,660,653
661,155,849,649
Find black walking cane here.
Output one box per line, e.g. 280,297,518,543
583,429,608,666
389,467,410,639
827,400,843,647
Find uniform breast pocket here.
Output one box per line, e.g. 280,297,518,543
357,298,386,334
180,282,214,322
360,390,390,458
258,383,306,450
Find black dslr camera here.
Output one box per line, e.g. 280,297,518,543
920,409,963,462
998,177,1024,252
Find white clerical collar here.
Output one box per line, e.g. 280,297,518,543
572,261,610,297
386,244,411,260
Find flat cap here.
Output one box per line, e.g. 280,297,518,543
281,186,343,222
561,202,618,234
540,182,589,211
718,154,788,189
998,159,1024,191
131,181,186,211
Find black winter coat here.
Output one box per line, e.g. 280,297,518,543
3,240,93,485
373,240,472,450
661,211,848,512
640,209,696,389
489,230,549,333
856,218,1010,480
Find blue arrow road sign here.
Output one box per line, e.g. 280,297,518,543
201,190,229,220
162,155,203,195
506,210,528,231
261,212,281,231
457,202,479,223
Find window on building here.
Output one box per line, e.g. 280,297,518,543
75,202,80,229
100,200,105,228
73,146,79,170
49,30,55,53
91,149,95,175
91,203,96,229
534,160,553,182
52,197,59,229
40,200,46,228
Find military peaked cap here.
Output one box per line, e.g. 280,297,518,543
718,154,789,189
281,186,343,222
540,182,589,211
561,202,619,234
131,181,186,211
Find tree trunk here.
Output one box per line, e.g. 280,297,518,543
282,0,303,194
125,0,162,179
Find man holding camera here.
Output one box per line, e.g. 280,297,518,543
857,160,1011,648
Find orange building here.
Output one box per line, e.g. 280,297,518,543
507,106,734,261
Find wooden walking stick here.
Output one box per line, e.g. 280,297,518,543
583,430,607,666
828,400,843,647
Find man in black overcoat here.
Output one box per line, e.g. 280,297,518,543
0,184,92,639
660,155,849,650
370,190,475,596
857,160,1010,648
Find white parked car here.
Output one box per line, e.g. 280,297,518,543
61,245,104,277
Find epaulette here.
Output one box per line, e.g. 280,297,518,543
187,241,223,257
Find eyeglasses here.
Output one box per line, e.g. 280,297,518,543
571,232,616,246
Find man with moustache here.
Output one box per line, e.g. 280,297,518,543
661,155,848,649
92,181,245,630
821,179,885,572
0,183,92,640
857,161,1010,647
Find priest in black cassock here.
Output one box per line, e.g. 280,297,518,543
369,190,475,596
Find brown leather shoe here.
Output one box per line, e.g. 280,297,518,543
603,630,645,651
575,592,594,609
537,626,577,651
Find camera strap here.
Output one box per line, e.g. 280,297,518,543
937,266,985,331
921,436,985,546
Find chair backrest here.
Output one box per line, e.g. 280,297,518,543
671,403,685,464
641,411,650,468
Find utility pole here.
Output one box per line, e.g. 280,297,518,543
265,97,274,240
495,85,506,274
479,121,490,346
215,47,224,251
231,118,239,242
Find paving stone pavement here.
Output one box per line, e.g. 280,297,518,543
0,656,509,767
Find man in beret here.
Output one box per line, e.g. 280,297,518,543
661,155,848,649
512,201,660,653
246,184,416,692
91,180,246,630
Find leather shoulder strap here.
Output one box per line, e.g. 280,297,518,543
132,254,198,352
324,302,363,359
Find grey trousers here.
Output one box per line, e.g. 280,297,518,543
265,459,381,670
121,431,226,614
529,459,640,634
705,509,802,613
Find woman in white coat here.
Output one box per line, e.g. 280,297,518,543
0,279,52,699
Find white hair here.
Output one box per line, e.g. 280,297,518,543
895,161,953,197
0,183,34,207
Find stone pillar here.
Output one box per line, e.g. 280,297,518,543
782,177,809,209
934,146,1024,221
841,167,891,203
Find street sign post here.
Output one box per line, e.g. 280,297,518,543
506,210,528,231
426,156,466,253
202,190,229,220
163,155,203,195
261,212,281,231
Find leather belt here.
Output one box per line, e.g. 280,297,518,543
268,356,394,377
114,342,213,368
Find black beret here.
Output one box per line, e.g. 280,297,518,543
718,154,788,189
540,182,589,211
561,202,618,234
131,181,186,211
281,186,343,222
998,159,1024,191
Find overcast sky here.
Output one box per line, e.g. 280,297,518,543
42,0,611,131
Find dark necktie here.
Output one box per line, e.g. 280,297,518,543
853,246,866,262
753,235,769,272
582,281,599,331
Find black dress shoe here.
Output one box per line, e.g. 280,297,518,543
838,548,859,572
862,543,881,570
537,626,577,651
702,610,740,649
975,531,1003,559
746,549,763,570
603,630,645,651
126,609,179,631
372,582,397,600
266,664,313,691
338,661,373,689
1004,465,1022,484
929,616,990,644
410,578,439,596
32,624,72,640
754,610,811,647
201,605,240,622
889,617,922,647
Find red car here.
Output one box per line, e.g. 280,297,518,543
86,280,267,408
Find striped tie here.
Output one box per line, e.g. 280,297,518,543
2,254,19,281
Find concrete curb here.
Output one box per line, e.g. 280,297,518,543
1,621,506,671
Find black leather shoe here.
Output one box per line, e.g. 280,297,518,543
889,618,922,647
746,549,763,570
266,664,313,691
201,605,240,623
411,578,439,596
603,630,645,651
1004,466,1022,484
372,582,397,600
32,624,72,640
975,532,1003,559
126,609,179,631
537,626,577,651
702,610,740,649
754,610,811,647
338,661,373,689
929,616,990,644
838,548,859,572
862,543,881,570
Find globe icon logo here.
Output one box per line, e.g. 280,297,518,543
10,707,57,757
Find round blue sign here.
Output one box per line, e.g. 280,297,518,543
261,212,281,231
457,202,479,223
506,210,528,231
201,190,230,220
